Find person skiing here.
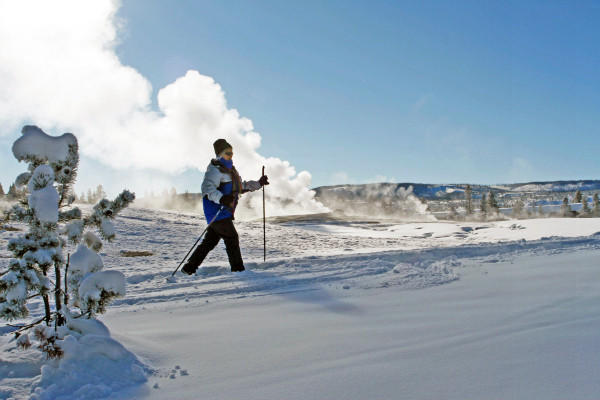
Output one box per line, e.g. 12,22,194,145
181,139,269,274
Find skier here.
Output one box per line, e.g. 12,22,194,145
181,139,269,274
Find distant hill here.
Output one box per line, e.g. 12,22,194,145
314,180,600,201
507,180,600,193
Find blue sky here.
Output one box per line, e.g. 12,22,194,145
1,0,599,195
115,0,599,186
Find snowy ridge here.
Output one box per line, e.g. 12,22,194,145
512,180,600,192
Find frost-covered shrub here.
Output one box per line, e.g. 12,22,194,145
1,125,135,359
79,270,126,314
68,243,105,308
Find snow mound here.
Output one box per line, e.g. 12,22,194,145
79,270,126,304
63,311,111,337
5,279,26,302
12,125,76,164
31,334,148,400
26,164,60,224
28,185,59,224
70,244,104,278
27,164,55,192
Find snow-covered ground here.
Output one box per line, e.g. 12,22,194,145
1,207,600,399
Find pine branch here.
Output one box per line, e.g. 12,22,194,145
45,278,67,298
58,207,82,222
26,293,41,301
73,311,92,319
9,314,55,334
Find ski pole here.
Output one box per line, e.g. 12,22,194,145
262,166,266,262
171,206,224,277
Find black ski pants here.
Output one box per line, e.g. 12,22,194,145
187,218,244,272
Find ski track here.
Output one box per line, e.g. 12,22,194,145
2,206,600,314
113,234,600,308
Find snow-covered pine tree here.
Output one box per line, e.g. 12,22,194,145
594,193,600,216
1,125,135,358
0,182,4,197
465,185,473,215
574,190,582,204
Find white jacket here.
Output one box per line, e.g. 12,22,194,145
201,160,261,204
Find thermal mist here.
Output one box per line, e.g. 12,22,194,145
0,0,327,219
317,184,435,221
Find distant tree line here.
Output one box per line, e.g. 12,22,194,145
462,185,501,219
76,185,107,204
1,182,26,200
560,190,600,218
458,186,600,220
134,187,203,211
0,182,111,205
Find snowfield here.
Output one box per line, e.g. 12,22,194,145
2,207,600,399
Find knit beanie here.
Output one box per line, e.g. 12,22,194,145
213,139,232,156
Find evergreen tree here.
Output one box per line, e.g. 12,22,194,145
594,193,600,216
0,182,4,196
480,193,487,215
448,203,458,220
487,191,499,214
465,185,473,215
95,184,106,201
561,197,571,217
7,183,18,200
582,195,590,215
1,126,135,358
512,197,525,217
575,190,582,203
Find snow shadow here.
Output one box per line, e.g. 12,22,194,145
237,270,364,315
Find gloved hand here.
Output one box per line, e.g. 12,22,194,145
259,175,269,186
219,194,235,208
